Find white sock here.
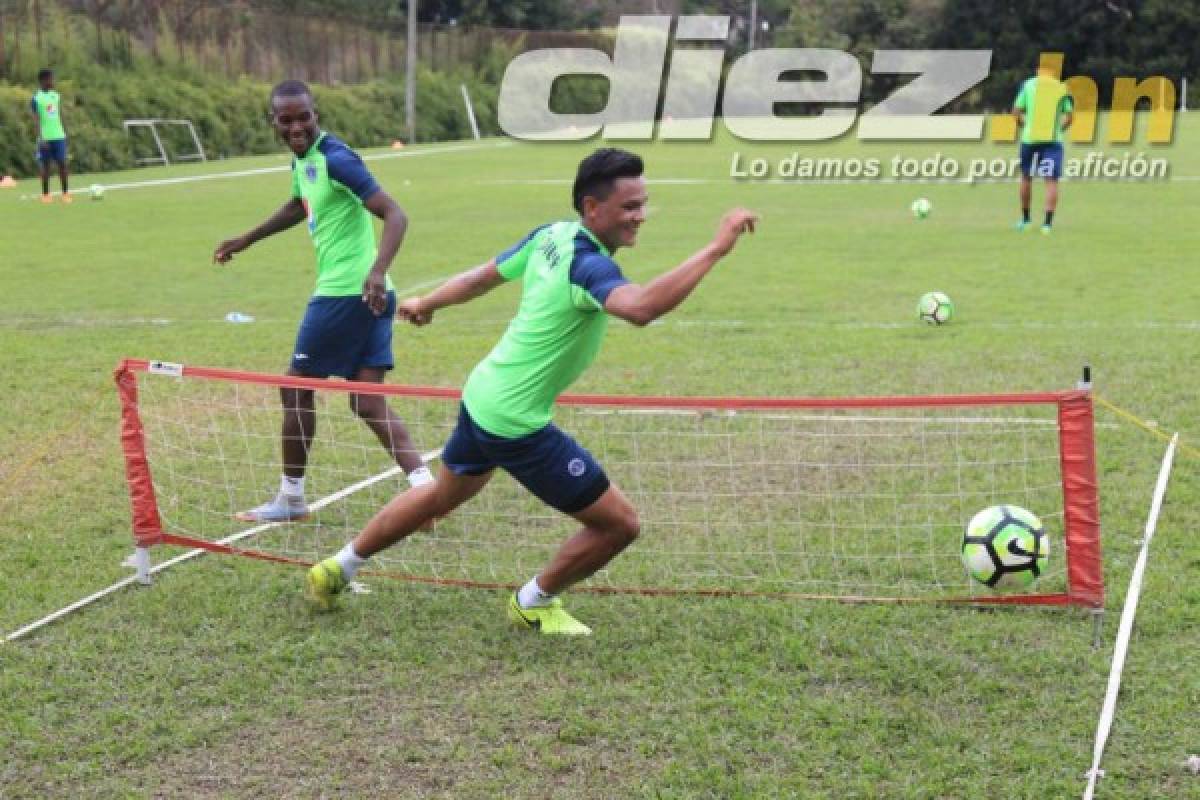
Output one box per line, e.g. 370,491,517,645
407,465,435,488
517,576,555,609
334,543,367,580
281,475,305,498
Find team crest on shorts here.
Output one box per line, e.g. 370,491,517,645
567,458,586,477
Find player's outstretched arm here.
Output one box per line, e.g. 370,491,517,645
396,260,506,326
361,190,408,315
213,198,306,264
604,208,757,327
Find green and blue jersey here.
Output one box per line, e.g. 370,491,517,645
462,220,630,437
31,89,65,141
1014,76,1074,145
289,132,392,297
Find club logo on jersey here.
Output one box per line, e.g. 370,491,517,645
567,458,586,477
46,103,56,115
304,163,318,183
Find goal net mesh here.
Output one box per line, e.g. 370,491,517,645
116,359,1103,606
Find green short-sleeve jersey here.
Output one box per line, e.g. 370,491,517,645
461,220,631,437
289,132,393,297
1014,76,1074,144
32,90,65,141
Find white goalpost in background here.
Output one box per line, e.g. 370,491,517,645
123,119,207,166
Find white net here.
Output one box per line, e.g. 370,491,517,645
129,366,1073,601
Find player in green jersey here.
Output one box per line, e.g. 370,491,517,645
213,80,432,523
307,148,758,634
31,68,70,203
1013,62,1074,233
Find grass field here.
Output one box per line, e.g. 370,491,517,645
2,119,1199,798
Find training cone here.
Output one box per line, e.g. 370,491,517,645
0,175,16,188
391,140,405,149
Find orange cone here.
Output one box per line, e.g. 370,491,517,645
391,140,405,149
0,175,16,188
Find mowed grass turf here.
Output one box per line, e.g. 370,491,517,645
1,119,1199,798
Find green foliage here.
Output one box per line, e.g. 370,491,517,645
0,62,507,177
933,0,1200,109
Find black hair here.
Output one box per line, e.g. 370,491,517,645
572,148,644,214
270,79,312,104
37,68,53,81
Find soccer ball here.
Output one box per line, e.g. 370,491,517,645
917,291,954,325
961,505,1049,590
910,197,932,219
89,184,105,201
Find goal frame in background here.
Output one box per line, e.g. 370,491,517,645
122,119,207,167
113,357,1103,609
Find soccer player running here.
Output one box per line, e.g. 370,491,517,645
213,80,433,523
307,148,758,635
1013,62,1074,233
31,68,70,203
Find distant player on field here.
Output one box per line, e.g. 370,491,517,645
1013,62,1074,233
306,148,758,635
31,68,70,203
213,80,432,522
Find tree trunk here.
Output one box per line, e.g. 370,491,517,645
33,0,42,56
0,7,7,81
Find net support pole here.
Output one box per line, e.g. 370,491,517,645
1078,364,1104,648
1059,385,1103,608
132,546,152,585
460,84,481,140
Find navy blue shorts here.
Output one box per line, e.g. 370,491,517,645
442,404,610,514
1019,143,1064,179
37,138,67,165
290,291,395,378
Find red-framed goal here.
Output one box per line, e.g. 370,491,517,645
115,358,1102,607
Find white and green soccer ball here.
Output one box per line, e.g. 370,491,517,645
961,505,1049,590
89,184,105,201
910,197,932,219
917,291,954,325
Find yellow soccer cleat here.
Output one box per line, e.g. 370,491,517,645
306,558,348,611
507,593,592,636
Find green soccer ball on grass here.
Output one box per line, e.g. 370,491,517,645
961,505,1049,590
917,291,954,325
910,197,932,219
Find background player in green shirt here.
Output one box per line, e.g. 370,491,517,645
1013,62,1074,233
307,148,758,635
31,68,70,203
213,80,432,523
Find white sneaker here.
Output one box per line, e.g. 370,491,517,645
235,492,309,523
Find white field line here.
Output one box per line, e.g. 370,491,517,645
438,317,1200,332
12,315,1200,334
1082,433,1178,800
3,447,442,643
18,140,510,198
0,275,456,330
480,175,1200,186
